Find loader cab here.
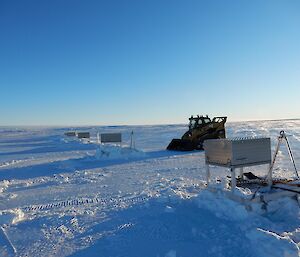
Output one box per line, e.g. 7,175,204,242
188,115,211,130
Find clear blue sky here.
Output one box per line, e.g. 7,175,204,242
1,0,299,125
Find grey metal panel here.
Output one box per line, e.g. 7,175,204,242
64,131,76,137
100,133,122,143
231,138,271,167
77,132,90,139
203,139,232,166
204,137,271,168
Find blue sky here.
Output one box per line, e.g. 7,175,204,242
1,0,299,125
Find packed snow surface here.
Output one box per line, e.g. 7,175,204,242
0,120,299,256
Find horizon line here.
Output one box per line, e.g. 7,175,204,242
0,117,299,128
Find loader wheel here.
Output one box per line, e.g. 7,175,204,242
217,129,225,138
195,140,204,150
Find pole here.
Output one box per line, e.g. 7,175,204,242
231,168,236,193
97,132,100,144
130,131,134,149
268,133,282,182
283,133,299,178
205,163,210,186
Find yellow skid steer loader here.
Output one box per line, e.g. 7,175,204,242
167,115,227,151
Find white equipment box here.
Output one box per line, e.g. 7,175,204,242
77,132,90,139
203,137,272,192
100,133,122,143
64,131,76,137
204,137,271,168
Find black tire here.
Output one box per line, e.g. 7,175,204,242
217,129,226,138
195,141,204,150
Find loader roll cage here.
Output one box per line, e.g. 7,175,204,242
188,115,227,130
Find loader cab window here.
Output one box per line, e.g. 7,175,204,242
189,120,197,130
189,119,201,129
204,118,211,124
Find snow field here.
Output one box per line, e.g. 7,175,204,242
0,120,299,256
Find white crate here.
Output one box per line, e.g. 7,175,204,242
203,137,271,168
100,133,122,143
77,132,90,139
64,131,76,137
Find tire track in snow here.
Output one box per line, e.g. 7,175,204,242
22,195,151,212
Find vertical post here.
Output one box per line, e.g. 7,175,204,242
205,163,210,186
133,131,135,149
97,132,100,144
239,167,244,179
268,136,282,179
231,168,236,193
130,131,133,149
267,163,272,186
284,136,299,178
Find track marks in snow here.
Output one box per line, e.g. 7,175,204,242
23,195,151,213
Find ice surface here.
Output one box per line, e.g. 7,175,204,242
0,120,299,256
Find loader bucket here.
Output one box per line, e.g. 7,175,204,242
166,139,195,151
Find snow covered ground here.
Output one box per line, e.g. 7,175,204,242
0,120,299,257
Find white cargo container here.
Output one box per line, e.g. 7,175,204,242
100,133,122,143
64,131,76,137
203,137,272,191
77,132,90,139
204,137,271,167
